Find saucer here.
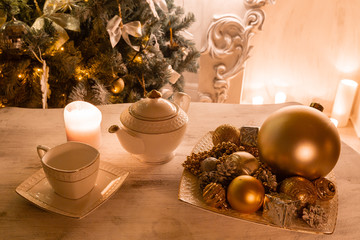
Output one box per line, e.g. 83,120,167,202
16,161,129,219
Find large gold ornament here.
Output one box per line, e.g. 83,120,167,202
258,105,341,180
279,176,317,206
227,175,265,213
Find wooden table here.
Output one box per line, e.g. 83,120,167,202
1,102,359,240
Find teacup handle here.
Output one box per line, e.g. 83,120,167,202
37,145,50,159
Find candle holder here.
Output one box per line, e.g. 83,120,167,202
64,101,102,149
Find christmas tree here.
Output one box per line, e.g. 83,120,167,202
0,0,199,108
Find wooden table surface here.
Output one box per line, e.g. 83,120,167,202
1,102,359,240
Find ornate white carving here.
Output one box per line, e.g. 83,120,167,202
199,1,275,103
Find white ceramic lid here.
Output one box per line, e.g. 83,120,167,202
120,90,188,134
129,90,177,120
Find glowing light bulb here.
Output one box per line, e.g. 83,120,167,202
60,47,64,51
134,56,142,63
18,74,23,78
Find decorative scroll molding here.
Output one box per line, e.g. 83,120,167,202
199,0,275,103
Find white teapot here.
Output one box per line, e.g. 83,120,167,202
109,90,190,164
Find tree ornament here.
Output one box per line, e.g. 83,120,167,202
227,175,265,213
313,178,336,201
258,105,341,180
200,157,218,172
302,205,328,228
111,78,125,94
279,176,318,207
228,151,260,175
202,182,227,209
0,19,30,53
263,193,300,227
167,65,181,84
146,0,168,19
239,126,259,147
106,2,142,50
31,0,81,50
212,124,240,146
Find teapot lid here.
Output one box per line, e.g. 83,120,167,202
120,90,188,134
129,90,177,120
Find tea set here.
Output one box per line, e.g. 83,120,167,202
32,90,191,201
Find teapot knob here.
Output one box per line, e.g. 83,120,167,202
147,90,162,99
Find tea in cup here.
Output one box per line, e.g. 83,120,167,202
37,142,100,199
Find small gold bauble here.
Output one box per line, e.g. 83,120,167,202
212,124,240,146
227,175,265,213
203,182,226,208
111,78,125,94
228,151,260,175
279,176,317,206
258,105,341,180
313,177,336,201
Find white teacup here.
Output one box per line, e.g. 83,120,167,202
37,142,100,199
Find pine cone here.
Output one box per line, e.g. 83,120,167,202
216,157,242,188
252,162,278,192
302,205,328,228
199,171,220,190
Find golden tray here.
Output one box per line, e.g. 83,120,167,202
178,131,338,234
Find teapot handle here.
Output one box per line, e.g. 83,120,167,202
173,92,191,113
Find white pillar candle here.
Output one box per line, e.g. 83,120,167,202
331,79,358,127
275,91,287,104
252,96,264,105
64,101,102,149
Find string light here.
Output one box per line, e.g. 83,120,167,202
18,74,23,78
60,47,64,51
134,55,142,63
